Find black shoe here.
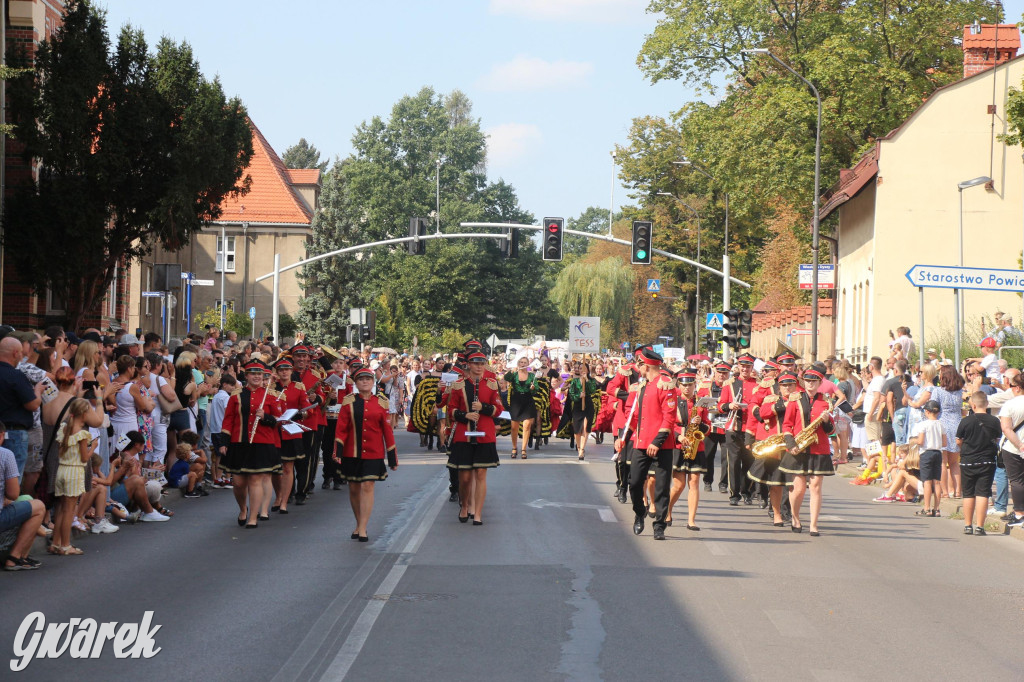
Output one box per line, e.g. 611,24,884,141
199,486,210,497
773,521,785,527
686,524,700,532
322,480,330,490
743,495,753,506
791,524,803,533
295,495,307,506
665,520,672,527
472,520,483,526
617,488,627,504
809,531,820,537
271,506,280,513
653,527,666,540
719,484,728,493
358,535,369,542
963,525,974,535
333,481,343,490
448,491,458,502
729,497,740,506
704,483,712,492
351,532,359,539
279,509,289,514
459,514,469,523
258,514,270,521
633,516,645,535
974,526,987,536
759,498,768,510
183,489,201,498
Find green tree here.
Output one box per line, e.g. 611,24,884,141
4,0,251,329
550,256,634,348
263,312,297,340
195,305,252,339
564,205,615,257
282,137,328,171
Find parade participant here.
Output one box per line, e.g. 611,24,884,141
669,368,709,531
291,344,327,506
333,367,398,542
617,347,677,541
271,358,310,515
606,359,640,503
411,358,442,451
321,352,351,490
562,361,601,461
463,341,498,380
746,360,780,509
718,353,760,505
438,361,463,501
699,361,732,493
219,360,284,528
749,370,797,527
446,351,503,525
779,368,836,535
503,355,538,459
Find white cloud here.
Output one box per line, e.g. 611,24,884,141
485,123,542,166
488,0,648,22
478,55,593,91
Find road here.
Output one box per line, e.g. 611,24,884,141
3,429,1023,681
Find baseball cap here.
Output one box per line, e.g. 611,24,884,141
118,333,141,347
979,337,997,348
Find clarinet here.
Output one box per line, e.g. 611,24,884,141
249,382,271,444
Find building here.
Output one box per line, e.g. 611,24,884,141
821,24,1024,363
127,120,320,339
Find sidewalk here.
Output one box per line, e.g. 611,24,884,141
836,461,1023,539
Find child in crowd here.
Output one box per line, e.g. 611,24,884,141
109,431,171,523
176,430,208,498
52,398,94,555
911,400,947,517
873,444,922,503
169,439,208,499
956,391,1001,535
74,454,119,534
208,374,236,488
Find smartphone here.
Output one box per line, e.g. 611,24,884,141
82,380,100,391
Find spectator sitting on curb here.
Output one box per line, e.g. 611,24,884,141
1,423,44,571
873,444,921,503
75,453,118,534
108,431,170,523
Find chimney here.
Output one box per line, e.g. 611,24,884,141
963,23,1021,78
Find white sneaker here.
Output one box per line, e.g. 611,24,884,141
988,507,1005,515
91,518,120,534
140,510,170,523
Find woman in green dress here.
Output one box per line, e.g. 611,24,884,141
564,362,601,461
503,356,538,459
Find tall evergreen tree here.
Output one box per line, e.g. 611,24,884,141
282,137,328,171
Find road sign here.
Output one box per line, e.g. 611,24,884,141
705,313,724,330
486,333,499,352
646,279,661,293
905,264,1024,292
189,279,214,287
568,316,600,353
798,264,835,289
790,328,817,336
141,291,164,298
652,343,665,354
248,307,256,320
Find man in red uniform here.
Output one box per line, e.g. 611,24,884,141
291,344,327,505
698,361,732,493
321,353,352,491
446,352,503,525
717,353,761,506
617,347,677,540
334,367,398,542
605,360,639,504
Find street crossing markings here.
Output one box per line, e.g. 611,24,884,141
764,610,814,638
526,498,616,522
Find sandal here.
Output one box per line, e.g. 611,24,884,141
155,506,174,517
520,451,528,460
914,508,931,516
63,545,83,555
47,543,65,555
511,450,517,459
931,509,941,517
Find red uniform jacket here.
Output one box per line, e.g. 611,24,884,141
447,377,504,444
697,379,727,435
753,389,785,440
626,374,677,451
295,367,327,428
275,380,312,442
717,377,760,435
743,381,774,435
783,392,836,455
221,387,284,447
606,368,639,433
334,393,397,465
674,392,710,452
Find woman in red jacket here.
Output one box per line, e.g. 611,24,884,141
779,368,836,535
334,367,398,542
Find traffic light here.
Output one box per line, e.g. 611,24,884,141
738,310,753,349
408,217,428,255
500,224,519,259
631,220,653,265
542,217,563,261
722,309,739,350
704,332,716,354
650,292,658,299
360,310,377,342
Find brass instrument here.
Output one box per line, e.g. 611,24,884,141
320,345,341,361
751,433,788,460
775,339,802,361
682,402,704,460
794,410,831,452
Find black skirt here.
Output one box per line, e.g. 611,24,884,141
507,391,537,421
778,451,835,478
748,455,787,486
221,442,281,475
279,438,305,462
339,458,388,482
446,441,500,469
571,404,596,434
672,448,707,474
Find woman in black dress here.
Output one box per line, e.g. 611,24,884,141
564,362,600,461
503,356,538,459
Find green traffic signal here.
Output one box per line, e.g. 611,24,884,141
637,250,646,260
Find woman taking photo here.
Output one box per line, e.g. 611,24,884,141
562,362,600,461
333,367,398,542
503,355,538,459
779,368,836,536
931,364,965,499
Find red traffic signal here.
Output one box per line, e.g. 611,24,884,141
542,217,564,262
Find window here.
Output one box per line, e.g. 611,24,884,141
215,300,235,315
46,288,66,315
216,236,236,273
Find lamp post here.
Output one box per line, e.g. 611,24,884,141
673,159,729,316
657,191,702,348
742,48,823,360
956,176,992,366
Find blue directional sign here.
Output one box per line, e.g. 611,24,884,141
248,307,256,320
705,313,724,330
652,343,665,354
647,278,661,293
905,264,1024,292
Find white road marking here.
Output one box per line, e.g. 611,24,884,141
764,609,814,638
598,508,617,523
821,515,845,521
527,498,616,522
705,542,733,556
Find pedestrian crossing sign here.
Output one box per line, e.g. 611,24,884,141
705,313,724,330
647,279,660,293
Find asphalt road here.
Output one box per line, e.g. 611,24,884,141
3,429,1024,681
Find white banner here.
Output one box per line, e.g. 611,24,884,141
567,316,600,353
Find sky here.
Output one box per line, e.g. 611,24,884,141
98,0,1024,228
98,0,692,226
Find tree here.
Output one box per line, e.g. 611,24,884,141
282,138,328,171
564,205,614,257
263,312,297,340
4,0,252,329
549,256,634,348
194,305,252,339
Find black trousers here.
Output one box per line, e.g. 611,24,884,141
615,459,630,490
321,419,338,483
703,433,725,485
295,425,324,496
726,430,754,499
1003,449,1024,513
629,447,673,530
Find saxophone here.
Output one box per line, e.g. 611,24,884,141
751,397,787,460
683,403,704,461
794,410,831,452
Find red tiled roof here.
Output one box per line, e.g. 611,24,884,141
963,24,1020,50
752,299,833,332
216,120,313,225
819,145,879,221
285,168,321,185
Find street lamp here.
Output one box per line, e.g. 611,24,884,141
673,159,730,325
742,47,823,361
658,191,702,347
956,175,992,365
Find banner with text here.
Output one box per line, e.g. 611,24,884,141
568,316,601,353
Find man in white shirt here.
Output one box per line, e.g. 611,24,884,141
207,374,235,488
894,327,915,363
864,356,886,446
